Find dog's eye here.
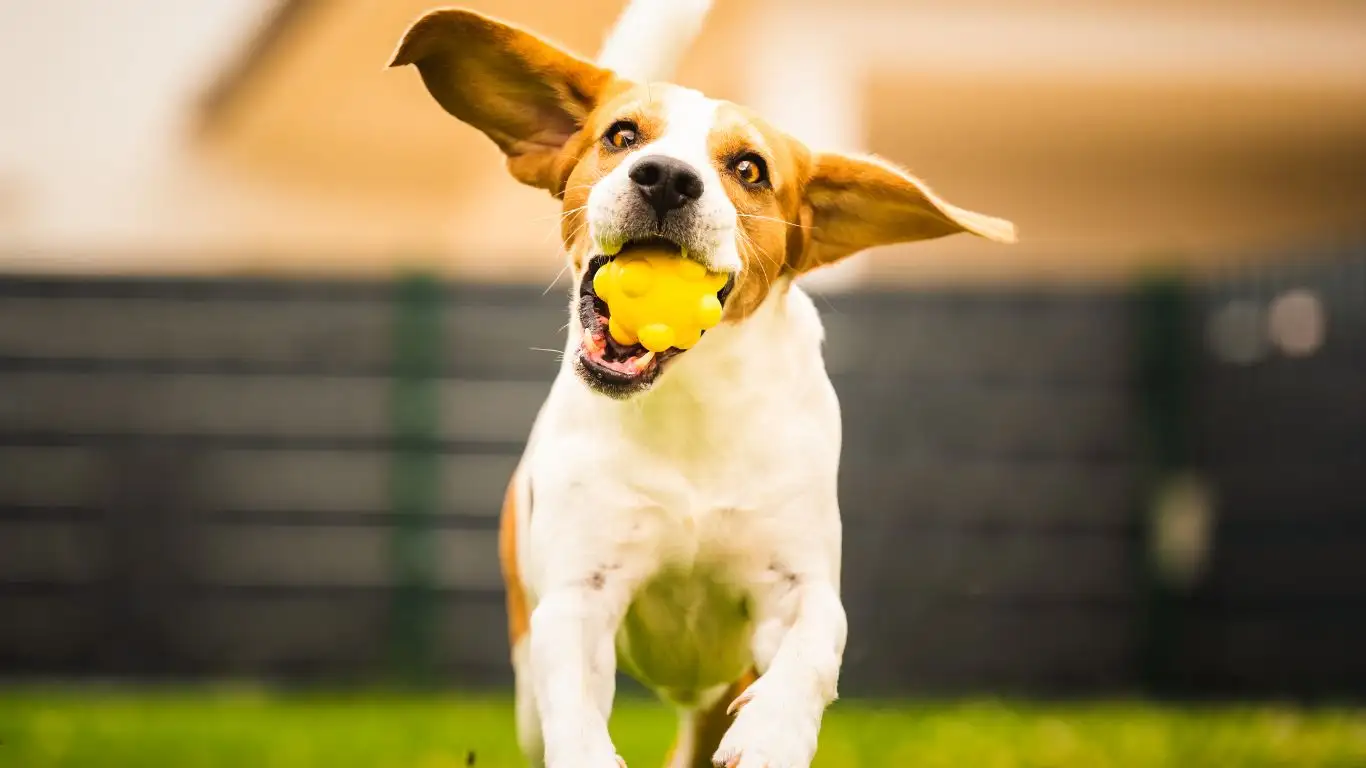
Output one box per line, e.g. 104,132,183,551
732,154,768,187
604,121,639,150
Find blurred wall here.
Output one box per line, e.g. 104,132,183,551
3,1,1364,284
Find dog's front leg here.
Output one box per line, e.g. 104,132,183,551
714,578,848,768
530,575,634,768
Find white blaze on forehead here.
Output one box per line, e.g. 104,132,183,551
586,85,743,273
635,87,738,260
644,85,720,169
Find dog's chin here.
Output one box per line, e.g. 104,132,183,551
573,245,734,400
573,350,663,399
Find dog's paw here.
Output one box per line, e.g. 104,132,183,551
711,678,819,768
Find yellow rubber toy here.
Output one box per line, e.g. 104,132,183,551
592,248,728,353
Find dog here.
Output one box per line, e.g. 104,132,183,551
390,2,1015,765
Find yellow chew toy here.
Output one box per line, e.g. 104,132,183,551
592,248,728,353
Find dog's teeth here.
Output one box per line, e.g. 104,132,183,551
583,328,603,354
633,351,655,370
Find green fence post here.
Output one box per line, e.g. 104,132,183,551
1133,272,1194,696
390,272,443,686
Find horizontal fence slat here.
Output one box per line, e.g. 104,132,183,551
821,296,1133,385
1176,615,1366,694
839,459,1137,527
444,303,570,379
845,604,1136,695
0,522,103,583
0,372,388,438
1200,536,1366,600
0,446,101,506
839,384,1135,458
175,594,390,677
0,372,547,443
0,596,93,666
200,450,514,517
854,532,1135,600
0,297,393,370
197,527,501,590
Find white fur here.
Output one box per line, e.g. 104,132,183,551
511,636,545,767
517,281,847,768
509,5,848,766
597,0,714,83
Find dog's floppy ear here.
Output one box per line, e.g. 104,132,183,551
793,152,1016,272
389,9,617,193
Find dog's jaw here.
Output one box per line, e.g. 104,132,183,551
570,249,736,400
566,84,747,399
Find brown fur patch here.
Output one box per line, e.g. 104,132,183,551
664,669,759,768
390,9,619,193
707,103,813,320
498,476,530,648
394,8,1013,301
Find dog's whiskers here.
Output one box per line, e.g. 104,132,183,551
561,220,590,249
736,212,808,229
736,228,778,295
532,204,588,225
538,207,587,247
542,263,571,295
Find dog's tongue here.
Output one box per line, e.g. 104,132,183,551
599,350,655,375
624,350,655,372
582,329,655,374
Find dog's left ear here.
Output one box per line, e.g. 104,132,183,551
389,9,616,193
793,152,1016,273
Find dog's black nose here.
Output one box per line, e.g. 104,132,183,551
630,157,704,223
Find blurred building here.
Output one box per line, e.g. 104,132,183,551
3,0,1365,284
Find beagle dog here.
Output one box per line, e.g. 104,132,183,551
390,2,1014,766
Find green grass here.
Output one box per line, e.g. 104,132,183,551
1,688,1364,767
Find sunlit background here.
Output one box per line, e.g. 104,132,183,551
1,1,1364,766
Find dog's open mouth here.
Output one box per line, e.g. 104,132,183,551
575,239,734,396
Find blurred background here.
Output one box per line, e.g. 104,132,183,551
1,1,1364,766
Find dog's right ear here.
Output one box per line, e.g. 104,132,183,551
389,9,617,193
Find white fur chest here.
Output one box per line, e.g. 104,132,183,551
521,283,843,595
520,284,844,702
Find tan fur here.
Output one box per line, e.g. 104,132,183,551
707,103,811,319
499,477,530,647
388,9,618,192
392,9,1014,315
795,152,1017,271
666,670,758,768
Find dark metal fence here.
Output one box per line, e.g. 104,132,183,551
0,254,1361,699
1159,254,1366,699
